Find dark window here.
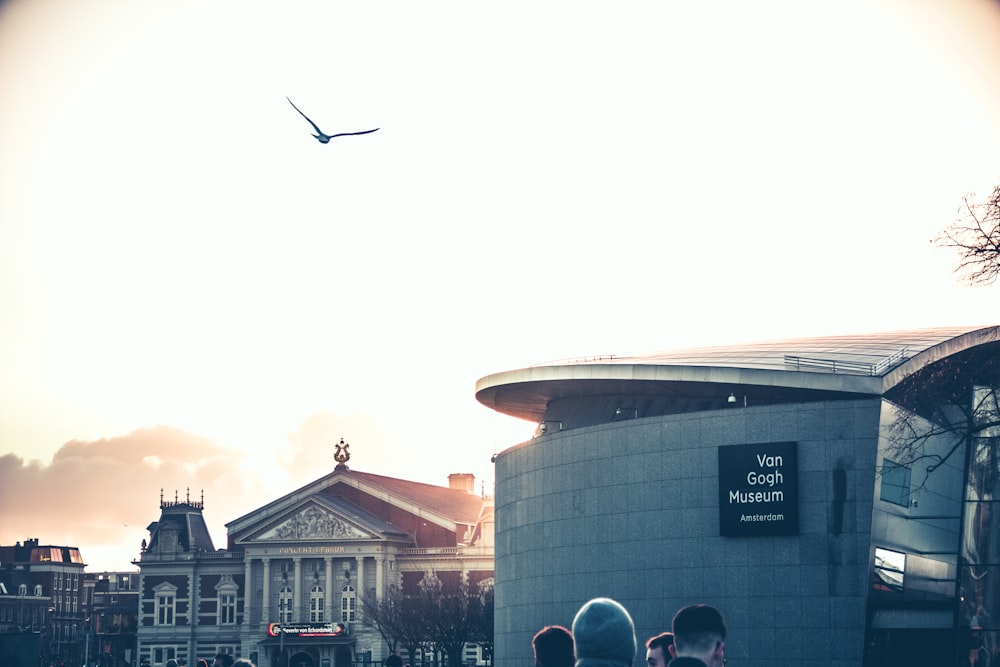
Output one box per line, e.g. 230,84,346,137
881,459,911,507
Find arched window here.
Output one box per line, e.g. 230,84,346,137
33,585,42,597
340,585,356,623
18,584,27,596
216,574,238,625
278,585,294,624
309,586,324,622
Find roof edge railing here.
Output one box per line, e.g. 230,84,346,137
784,347,909,376
531,354,618,367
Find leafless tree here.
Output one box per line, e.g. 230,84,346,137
361,574,494,667
469,584,494,666
935,184,1000,286
882,345,1000,489
360,587,402,656
361,586,429,665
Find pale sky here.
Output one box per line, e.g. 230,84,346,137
1,0,999,573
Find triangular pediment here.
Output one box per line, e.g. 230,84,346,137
247,500,374,542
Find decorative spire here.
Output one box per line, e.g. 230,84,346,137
334,438,351,470
160,489,205,510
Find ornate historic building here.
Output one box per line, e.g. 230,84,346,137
135,442,493,667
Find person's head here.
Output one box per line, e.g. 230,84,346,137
232,660,255,667
166,660,178,667
385,656,404,667
197,660,209,667
645,632,675,667
533,625,575,667
571,597,637,667
212,654,235,667
671,605,727,667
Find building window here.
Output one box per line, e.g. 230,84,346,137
154,585,177,626
34,585,42,597
219,593,236,625
880,459,911,507
310,586,324,623
873,547,906,592
216,575,238,626
341,585,356,623
152,647,177,665
18,584,27,596
278,586,293,624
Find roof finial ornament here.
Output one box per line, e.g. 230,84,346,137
334,438,351,470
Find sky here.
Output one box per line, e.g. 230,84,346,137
1,0,999,573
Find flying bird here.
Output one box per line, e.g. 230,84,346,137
286,97,379,144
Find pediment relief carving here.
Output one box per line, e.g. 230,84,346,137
254,504,370,541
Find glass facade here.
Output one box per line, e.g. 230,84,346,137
959,432,1000,666
868,386,1000,666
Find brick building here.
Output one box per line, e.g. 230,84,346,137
0,538,88,667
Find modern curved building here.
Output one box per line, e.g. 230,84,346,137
476,325,1000,667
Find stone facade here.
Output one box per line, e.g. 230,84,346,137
136,464,493,667
493,399,879,667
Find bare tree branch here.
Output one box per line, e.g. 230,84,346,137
934,184,1000,286
882,345,1000,489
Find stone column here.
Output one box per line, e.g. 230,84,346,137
189,570,198,628
293,558,302,622
355,556,366,622
325,557,334,623
244,557,253,627
261,558,271,623
375,554,385,599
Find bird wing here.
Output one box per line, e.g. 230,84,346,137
328,128,380,138
286,96,325,135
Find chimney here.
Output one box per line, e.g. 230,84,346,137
448,473,475,494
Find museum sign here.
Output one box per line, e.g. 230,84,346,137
718,441,799,537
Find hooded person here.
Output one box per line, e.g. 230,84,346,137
571,597,638,667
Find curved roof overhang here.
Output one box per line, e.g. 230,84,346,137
475,325,999,424
475,364,883,423
882,326,1000,393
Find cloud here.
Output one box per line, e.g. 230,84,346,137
0,425,260,570
0,413,473,572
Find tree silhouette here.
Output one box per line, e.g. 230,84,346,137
935,184,1000,286
361,573,494,667
882,343,1000,488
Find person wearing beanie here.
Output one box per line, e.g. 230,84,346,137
571,597,638,667
668,604,727,667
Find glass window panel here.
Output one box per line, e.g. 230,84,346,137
874,547,905,591
881,460,911,507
